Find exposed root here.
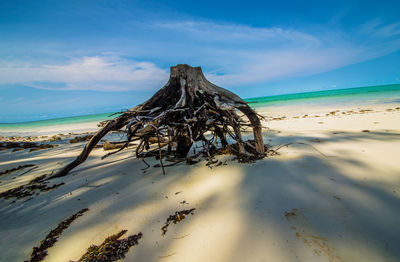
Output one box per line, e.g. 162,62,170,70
53,64,266,178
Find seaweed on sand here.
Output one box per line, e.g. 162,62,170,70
0,164,36,176
70,135,93,143
72,230,142,262
25,208,89,262
0,141,55,152
0,172,64,199
161,208,196,235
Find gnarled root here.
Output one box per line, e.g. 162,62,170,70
52,64,265,178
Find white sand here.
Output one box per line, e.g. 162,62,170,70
1,103,400,262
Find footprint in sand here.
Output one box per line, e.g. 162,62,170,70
285,208,343,262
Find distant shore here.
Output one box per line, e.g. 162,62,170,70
1,83,399,132
1,98,399,137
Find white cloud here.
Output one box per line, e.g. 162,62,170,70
205,47,361,86
150,20,368,86
1,18,399,92
154,21,321,47
0,56,169,91
151,19,400,88
359,20,400,38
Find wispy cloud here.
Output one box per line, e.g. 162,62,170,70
151,19,400,88
0,56,169,91
154,21,321,47
205,48,361,86
150,20,367,86
359,20,400,38
1,18,399,92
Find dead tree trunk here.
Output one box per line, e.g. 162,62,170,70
51,64,265,178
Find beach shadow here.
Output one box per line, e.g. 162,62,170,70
1,129,399,261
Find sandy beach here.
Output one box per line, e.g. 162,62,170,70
1,102,400,262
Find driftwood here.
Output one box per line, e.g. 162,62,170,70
52,64,265,178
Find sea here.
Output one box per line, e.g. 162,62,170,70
246,83,400,107
1,84,399,132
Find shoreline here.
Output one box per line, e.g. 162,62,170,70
1,102,399,137
2,83,399,132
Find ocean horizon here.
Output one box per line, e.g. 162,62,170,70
1,83,399,130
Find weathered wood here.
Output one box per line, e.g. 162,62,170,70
52,64,265,178
50,115,130,178
237,105,265,154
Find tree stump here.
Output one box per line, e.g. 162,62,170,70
51,64,265,178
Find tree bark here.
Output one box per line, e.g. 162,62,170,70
237,105,265,154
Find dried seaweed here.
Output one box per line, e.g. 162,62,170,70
0,173,64,199
214,141,269,163
70,135,93,143
72,230,142,262
25,208,89,262
0,164,35,176
0,142,55,152
161,208,195,235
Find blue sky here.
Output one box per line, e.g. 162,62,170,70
1,0,399,122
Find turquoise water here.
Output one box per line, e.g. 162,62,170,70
0,112,118,131
246,84,400,107
1,84,399,130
